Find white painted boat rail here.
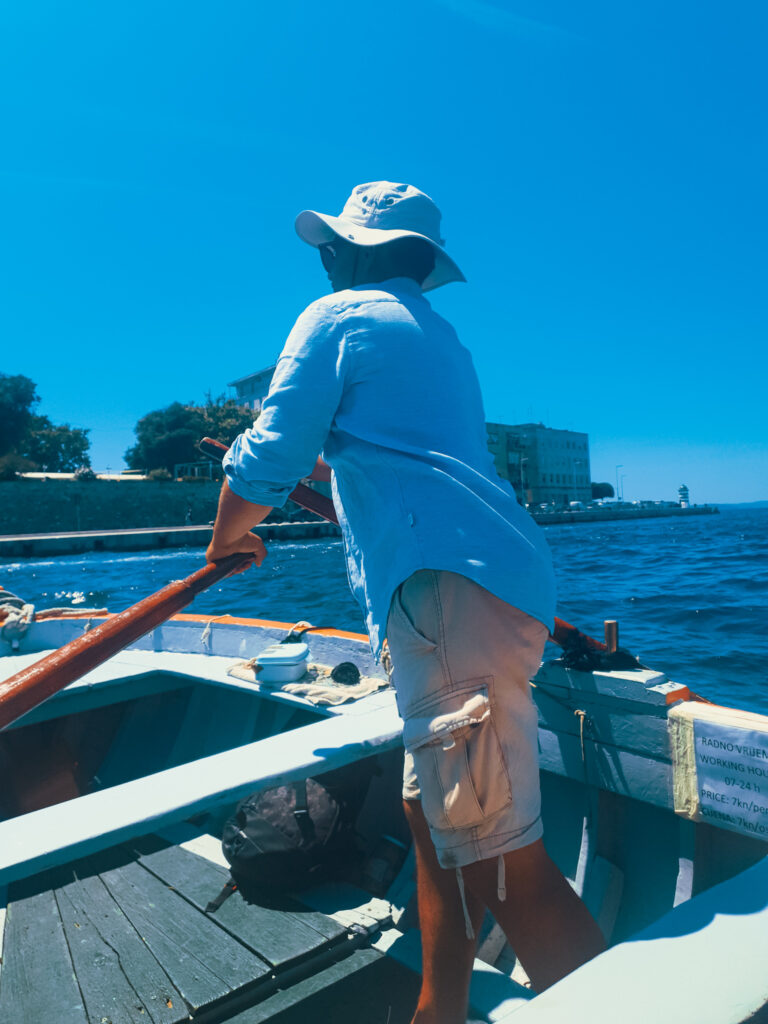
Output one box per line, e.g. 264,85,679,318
0,702,403,887
497,853,768,1024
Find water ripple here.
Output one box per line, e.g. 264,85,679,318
2,510,767,712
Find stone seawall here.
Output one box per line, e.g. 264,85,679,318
0,479,222,535
0,480,718,556
0,521,341,557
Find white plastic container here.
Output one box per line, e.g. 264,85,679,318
255,642,309,683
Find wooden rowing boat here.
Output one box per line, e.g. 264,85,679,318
1,601,767,1023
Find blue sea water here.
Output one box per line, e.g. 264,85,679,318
2,508,767,713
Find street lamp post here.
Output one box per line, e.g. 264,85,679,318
620,474,627,501
615,464,623,502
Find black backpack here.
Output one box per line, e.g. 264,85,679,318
206,760,377,911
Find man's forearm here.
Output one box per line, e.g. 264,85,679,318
212,480,272,546
206,480,270,566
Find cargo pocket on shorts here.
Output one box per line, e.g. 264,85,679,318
402,680,513,831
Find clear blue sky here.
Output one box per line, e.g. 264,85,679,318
1,1,766,502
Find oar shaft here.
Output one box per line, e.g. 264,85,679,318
551,616,607,652
289,481,339,525
198,437,339,526
0,553,250,731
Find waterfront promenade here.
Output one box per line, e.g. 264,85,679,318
0,505,717,558
531,504,718,526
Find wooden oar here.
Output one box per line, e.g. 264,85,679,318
0,552,250,731
0,443,616,732
551,617,608,653
0,442,340,731
198,437,339,525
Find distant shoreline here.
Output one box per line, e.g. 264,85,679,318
531,505,718,527
0,505,722,558
714,501,768,509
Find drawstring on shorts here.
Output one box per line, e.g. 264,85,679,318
455,867,475,940
455,854,507,942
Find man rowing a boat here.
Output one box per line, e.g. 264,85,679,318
207,181,605,1022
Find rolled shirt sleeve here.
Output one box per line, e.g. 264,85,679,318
224,299,346,506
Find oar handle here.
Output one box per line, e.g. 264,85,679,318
0,553,250,731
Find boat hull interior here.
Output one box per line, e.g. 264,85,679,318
1,613,767,1022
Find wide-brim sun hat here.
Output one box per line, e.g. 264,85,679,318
295,181,466,293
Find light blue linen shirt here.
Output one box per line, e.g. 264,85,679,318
224,277,556,655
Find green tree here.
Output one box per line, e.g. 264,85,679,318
21,415,91,472
124,402,204,474
201,393,256,446
591,482,615,500
0,373,39,456
0,374,92,472
125,396,255,473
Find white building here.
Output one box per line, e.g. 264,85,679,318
486,422,592,506
228,366,276,412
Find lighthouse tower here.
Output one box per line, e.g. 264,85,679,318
678,484,690,508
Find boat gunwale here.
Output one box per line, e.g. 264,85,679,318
19,609,372,644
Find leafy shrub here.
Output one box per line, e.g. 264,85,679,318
74,465,97,481
591,482,615,500
148,467,173,481
0,454,38,481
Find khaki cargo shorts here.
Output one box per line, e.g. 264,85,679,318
386,569,548,869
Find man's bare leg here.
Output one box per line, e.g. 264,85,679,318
461,838,606,992
403,799,485,1024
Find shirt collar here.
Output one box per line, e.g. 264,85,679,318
352,276,426,299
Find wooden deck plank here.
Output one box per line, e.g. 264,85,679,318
143,835,349,948
137,844,347,968
56,871,188,1024
55,883,165,1024
298,882,393,933
100,859,270,1012
223,947,422,1024
0,887,88,1024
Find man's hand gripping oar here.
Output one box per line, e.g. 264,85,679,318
205,479,269,574
0,442,336,731
200,436,337,574
0,552,254,731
